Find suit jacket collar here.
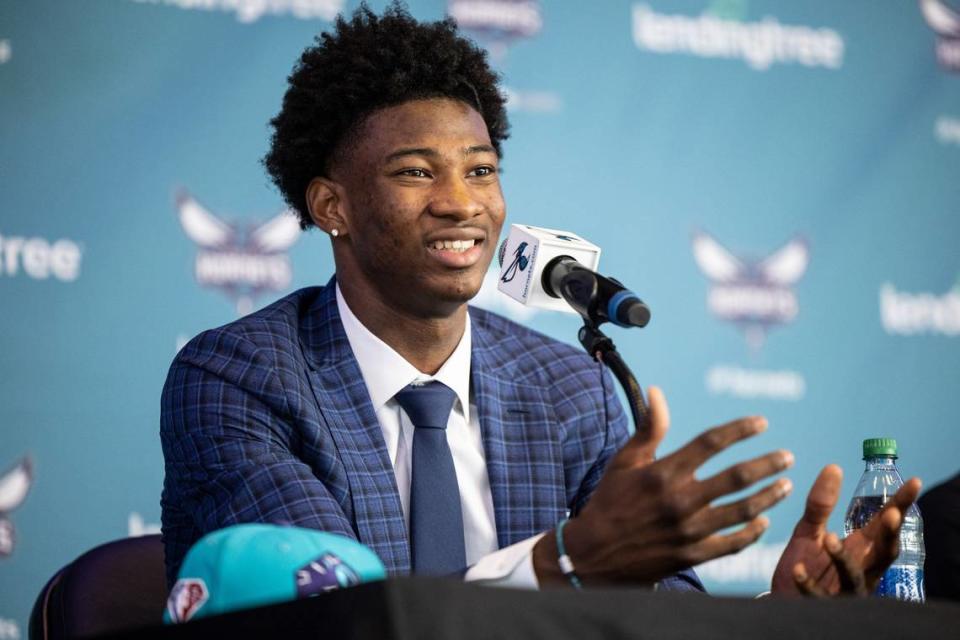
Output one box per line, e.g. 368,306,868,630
333,282,472,423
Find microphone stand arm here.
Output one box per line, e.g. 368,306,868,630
555,267,653,435
578,323,650,436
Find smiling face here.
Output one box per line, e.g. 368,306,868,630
326,98,506,319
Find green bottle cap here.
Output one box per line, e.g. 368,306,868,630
863,437,898,459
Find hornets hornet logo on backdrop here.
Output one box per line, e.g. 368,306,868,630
177,191,301,315
920,0,960,71
692,231,809,350
0,457,32,558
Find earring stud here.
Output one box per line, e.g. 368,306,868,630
330,228,340,237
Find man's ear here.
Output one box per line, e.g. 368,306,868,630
306,177,347,237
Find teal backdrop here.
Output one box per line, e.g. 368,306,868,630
1,0,959,632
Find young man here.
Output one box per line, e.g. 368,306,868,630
161,4,918,594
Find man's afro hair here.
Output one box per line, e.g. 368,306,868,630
263,2,510,229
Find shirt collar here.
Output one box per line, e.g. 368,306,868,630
335,283,472,421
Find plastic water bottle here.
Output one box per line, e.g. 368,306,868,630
843,438,925,602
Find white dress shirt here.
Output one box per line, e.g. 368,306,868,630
335,285,544,587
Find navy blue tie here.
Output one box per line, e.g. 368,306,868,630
394,381,466,575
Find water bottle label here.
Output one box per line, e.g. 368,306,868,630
875,566,925,602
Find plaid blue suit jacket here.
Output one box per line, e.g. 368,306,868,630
161,280,703,591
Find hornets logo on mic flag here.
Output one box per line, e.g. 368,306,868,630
497,224,600,314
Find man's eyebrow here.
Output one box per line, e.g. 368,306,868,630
383,145,497,163
384,147,438,163
465,144,496,156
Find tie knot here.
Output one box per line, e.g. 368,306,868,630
394,381,456,430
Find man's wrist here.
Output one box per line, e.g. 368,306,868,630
555,518,583,589
532,518,594,587
532,528,566,586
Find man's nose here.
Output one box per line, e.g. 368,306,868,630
428,175,484,220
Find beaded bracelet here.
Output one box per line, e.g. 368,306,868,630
555,518,583,590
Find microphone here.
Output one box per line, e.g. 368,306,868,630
496,224,650,328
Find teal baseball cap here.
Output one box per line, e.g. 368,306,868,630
164,524,387,623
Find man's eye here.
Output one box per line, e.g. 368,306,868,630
398,168,430,178
470,166,497,177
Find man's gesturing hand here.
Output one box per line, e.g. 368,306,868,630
772,464,922,596
534,386,794,586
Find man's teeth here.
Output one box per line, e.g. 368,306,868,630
430,239,477,252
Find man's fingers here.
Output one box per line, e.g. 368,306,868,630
891,478,922,512
696,450,794,504
681,516,769,565
794,563,830,598
825,533,868,595
622,385,670,464
795,464,842,535
682,479,792,540
668,415,768,473
862,477,920,540
644,386,670,455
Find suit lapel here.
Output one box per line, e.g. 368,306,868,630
470,309,567,548
299,281,410,573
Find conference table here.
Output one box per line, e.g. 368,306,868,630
101,577,960,639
